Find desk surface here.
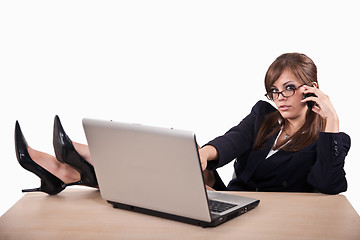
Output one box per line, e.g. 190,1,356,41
0,188,359,240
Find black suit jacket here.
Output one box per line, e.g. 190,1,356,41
206,101,351,194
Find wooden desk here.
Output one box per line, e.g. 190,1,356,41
0,189,359,240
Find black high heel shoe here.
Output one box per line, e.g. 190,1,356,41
53,115,98,187
15,121,67,195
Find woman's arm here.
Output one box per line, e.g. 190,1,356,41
307,132,351,194
302,84,350,194
200,101,276,171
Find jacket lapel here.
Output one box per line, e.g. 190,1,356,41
239,132,278,183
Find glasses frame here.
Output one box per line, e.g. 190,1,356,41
265,84,304,101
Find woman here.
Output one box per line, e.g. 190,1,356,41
15,52,350,195
200,53,350,194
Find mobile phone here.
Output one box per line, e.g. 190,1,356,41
304,93,317,109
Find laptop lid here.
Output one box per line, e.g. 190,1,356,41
83,118,260,227
82,118,212,222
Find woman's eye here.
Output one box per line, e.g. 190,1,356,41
285,85,296,90
271,88,278,93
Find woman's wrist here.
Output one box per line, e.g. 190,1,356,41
324,113,339,133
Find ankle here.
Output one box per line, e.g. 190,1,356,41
72,142,92,164
58,165,81,184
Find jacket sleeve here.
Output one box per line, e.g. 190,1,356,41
205,100,275,170
307,132,351,194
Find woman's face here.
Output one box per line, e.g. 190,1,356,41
270,69,307,121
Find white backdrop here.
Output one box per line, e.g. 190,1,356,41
1,0,359,216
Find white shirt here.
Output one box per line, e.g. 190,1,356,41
266,128,291,159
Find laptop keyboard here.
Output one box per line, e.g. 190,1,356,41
209,199,237,213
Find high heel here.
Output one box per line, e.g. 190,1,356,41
53,115,98,187
14,121,67,195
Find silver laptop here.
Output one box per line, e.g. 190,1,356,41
82,118,259,227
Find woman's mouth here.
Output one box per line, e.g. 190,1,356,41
279,105,291,111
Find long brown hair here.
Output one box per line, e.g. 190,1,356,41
253,53,326,151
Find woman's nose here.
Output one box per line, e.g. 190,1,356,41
277,93,286,101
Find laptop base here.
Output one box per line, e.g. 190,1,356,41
107,200,259,228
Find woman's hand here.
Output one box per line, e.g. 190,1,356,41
198,145,208,171
198,145,218,171
301,84,339,133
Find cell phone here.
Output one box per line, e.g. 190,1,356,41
304,93,317,109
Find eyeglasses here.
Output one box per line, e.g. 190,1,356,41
265,84,303,100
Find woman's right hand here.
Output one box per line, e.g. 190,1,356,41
198,145,218,171
198,148,208,171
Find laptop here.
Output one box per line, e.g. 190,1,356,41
82,118,259,227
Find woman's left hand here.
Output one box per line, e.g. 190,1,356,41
301,84,339,133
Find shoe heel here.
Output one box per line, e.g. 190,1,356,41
22,187,41,193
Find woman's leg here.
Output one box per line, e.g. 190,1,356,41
26,142,90,184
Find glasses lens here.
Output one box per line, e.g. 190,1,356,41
283,89,295,97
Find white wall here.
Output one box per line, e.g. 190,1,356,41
1,0,359,216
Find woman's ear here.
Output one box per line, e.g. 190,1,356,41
311,82,319,88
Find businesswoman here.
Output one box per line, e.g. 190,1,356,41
15,52,350,195
200,53,350,194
